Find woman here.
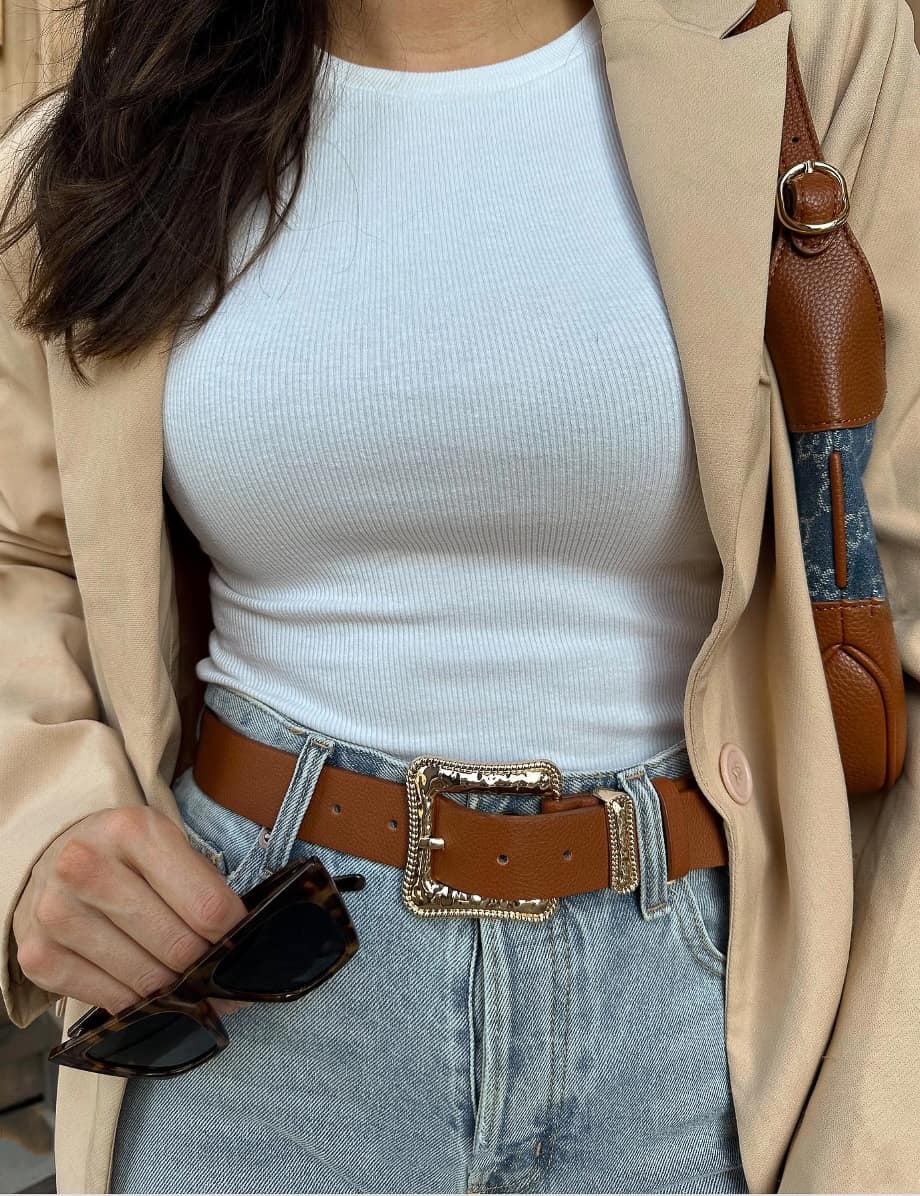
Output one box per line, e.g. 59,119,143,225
0,0,918,1192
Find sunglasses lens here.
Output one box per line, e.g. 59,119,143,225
85,1011,217,1071
213,896,347,997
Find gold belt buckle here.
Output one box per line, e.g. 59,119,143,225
403,755,563,921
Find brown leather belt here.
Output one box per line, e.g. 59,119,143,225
192,707,727,912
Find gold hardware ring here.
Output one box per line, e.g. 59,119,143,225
775,159,850,234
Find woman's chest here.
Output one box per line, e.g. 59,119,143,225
163,176,719,581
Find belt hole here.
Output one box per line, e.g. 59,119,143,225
332,803,342,815
562,849,572,861
388,819,398,830
497,853,509,866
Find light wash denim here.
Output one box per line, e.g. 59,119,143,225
109,681,747,1195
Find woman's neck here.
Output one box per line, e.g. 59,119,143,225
326,0,595,72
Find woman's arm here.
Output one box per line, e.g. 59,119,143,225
780,0,920,1186
0,104,249,1029
0,116,145,1025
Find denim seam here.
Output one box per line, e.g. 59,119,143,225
546,901,574,1178
206,680,315,737
502,919,559,1193
671,878,728,979
470,927,502,1170
183,824,226,873
535,914,563,1187
224,834,270,894
535,919,558,1189
467,927,481,1130
499,907,572,1194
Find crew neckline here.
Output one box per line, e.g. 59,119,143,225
322,6,601,96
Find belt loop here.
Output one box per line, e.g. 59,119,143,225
615,768,672,921
260,734,333,877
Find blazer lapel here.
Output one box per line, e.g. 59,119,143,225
594,0,792,615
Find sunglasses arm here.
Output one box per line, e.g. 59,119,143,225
333,873,366,893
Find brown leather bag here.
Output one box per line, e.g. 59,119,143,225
727,0,907,796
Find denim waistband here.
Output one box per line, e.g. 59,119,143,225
198,680,697,920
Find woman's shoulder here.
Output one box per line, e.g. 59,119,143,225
786,0,914,92
785,0,916,165
786,0,910,38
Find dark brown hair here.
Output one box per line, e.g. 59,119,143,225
0,0,332,382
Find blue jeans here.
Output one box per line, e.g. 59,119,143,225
110,681,747,1194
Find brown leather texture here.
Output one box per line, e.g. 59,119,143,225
651,774,730,881
827,451,847,588
191,707,728,900
813,600,909,795
728,0,907,797
732,0,887,434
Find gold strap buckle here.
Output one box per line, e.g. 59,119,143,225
403,755,563,921
776,159,850,234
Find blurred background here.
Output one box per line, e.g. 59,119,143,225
0,0,918,1192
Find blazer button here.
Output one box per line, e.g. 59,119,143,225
719,743,753,804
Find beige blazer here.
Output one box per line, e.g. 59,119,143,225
0,0,918,1191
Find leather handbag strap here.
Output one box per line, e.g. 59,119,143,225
731,0,887,433
726,0,907,797
191,707,728,901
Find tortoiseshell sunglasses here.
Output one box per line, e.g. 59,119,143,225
47,857,363,1078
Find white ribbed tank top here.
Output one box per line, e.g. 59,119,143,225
162,6,724,772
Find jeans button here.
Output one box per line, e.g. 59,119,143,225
719,743,753,804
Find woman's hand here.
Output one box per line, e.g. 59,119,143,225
12,805,254,1020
